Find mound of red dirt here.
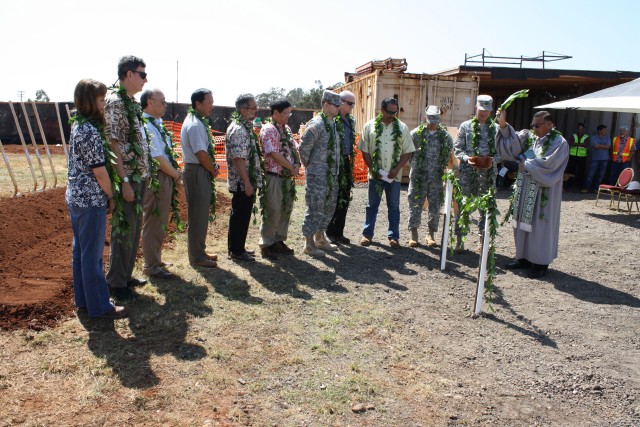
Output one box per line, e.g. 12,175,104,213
0,185,229,331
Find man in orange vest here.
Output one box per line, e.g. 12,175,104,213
565,123,589,189
608,126,635,185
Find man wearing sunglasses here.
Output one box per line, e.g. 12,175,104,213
327,90,357,245
299,90,342,257
496,110,569,279
453,94,500,253
105,55,150,301
359,98,415,248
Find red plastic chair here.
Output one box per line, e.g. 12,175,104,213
596,168,634,208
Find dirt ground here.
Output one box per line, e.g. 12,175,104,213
0,182,639,425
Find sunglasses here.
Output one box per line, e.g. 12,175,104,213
530,123,546,129
131,70,147,79
343,100,355,106
385,109,398,116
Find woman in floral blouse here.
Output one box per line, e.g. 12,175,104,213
66,79,127,319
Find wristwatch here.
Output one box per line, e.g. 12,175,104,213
122,176,130,183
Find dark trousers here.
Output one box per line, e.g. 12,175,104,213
327,156,351,238
608,161,630,185
566,155,587,188
228,190,253,255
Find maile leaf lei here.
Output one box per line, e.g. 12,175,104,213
187,106,217,221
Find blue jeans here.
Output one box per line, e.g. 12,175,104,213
68,204,113,317
363,179,401,240
583,160,608,191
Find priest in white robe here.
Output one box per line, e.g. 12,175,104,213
496,110,569,278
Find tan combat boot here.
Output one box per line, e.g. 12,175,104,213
408,228,419,247
426,229,437,247
314,231,338,251
303,235,325,257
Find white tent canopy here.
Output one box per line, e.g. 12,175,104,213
536,78,640,113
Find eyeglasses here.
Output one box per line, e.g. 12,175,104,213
150,98,167,105
131,70,147,79
343,101,355,106
385,109,398,116
530,122,546,129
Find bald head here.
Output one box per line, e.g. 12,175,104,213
141,88,166,118
338,90,355,116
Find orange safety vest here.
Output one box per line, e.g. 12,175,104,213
570,134,589,157
611,136,634,162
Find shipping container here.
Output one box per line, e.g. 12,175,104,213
335,70,479,133
334,68,478,181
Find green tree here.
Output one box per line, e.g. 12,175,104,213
286,88,306,108
256,87,285,108
35,89,50,102
297,80,323,109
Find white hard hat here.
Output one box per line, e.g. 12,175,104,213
627,181,640,190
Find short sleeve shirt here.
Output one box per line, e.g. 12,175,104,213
226,119,263,192
261,122,297,174
180,114,212,164
143,113,170,161
359,118,415,182
104,91,150,178
65,122,108,208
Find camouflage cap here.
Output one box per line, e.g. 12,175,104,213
322,90,342,106
425,105,441,124
476,94,493,111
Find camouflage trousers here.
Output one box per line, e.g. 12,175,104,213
407,176,443,232
302,173,339,237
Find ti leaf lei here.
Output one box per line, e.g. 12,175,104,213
187,106,217,221
319,112,341,206
444,170,499,308
334,114,356,209
371,113,402,196
411,124,451,207
231,111,266,224
502,128,562,224
69,113,128,240
470,116,497,190
109,86,160,220
275,122,299,215
146,116,185,232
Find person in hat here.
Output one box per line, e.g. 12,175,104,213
407,106,453,247
359,98,415,248
453,94,500,252
496,110,569,279
298,90,342,257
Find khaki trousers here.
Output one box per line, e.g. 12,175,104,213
107,180,146,289
259,174,294,248
142,171,173,274
183,163,212,263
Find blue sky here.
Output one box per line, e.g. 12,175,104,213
2,0,638,105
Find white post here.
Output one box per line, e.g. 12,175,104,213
9,102,38,191
0,138,20,196
440,180,453,271
474,214,492,315
32,102,58,188
55,102,69,165
20,102,47,190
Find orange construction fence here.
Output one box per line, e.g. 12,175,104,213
163,121,369,184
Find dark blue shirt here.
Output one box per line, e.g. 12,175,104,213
341,115,353,156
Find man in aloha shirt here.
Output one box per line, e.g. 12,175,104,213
259,99,300,259
105,55,150,301
226,93,263,262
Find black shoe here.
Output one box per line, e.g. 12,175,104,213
529,263,548,279
335,236,351,245
109,286,138,301
326,234,337,244
229,251,256,262
276,241,295,254
127,277,147,287
261,245,279,260
504,258,532,270
148,270,175,279
94,306,128,319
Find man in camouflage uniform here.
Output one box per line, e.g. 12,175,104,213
407,106,453,247
298,90,342,257
453,94,500,252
